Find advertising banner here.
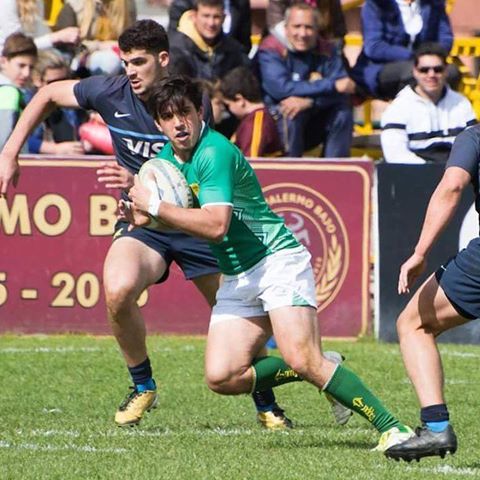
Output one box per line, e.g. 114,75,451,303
0,157,372,338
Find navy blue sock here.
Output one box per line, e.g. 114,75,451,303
128,357,156,392
252,389,276,412
421,404,449,433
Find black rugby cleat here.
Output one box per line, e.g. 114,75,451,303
385,424,457,462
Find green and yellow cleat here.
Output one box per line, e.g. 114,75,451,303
372,426,415,452
257,406,293,431
115,387,158,427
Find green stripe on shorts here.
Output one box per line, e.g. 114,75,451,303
292,292,311,306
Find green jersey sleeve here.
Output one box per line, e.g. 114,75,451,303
195,144,236,206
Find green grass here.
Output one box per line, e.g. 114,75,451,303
1,335,479,480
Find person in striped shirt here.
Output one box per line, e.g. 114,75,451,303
381,42,477,164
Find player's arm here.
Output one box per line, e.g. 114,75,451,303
398,166,470,294
0,80,80,196
127,175,232,242
160,202,231,242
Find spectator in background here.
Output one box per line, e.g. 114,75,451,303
352,0,459,100
0,32,37,151
381,43,477,164
267,0,346,53
168,0,250,83
220,66,284,157
168,0,251,53
28,49,87,154
1,0,80,54
258,3,355,158
197,78,234,129
54,0,137,75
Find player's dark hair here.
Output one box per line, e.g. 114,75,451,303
413,42,448,66
220,66,262,102
118,20,169,54
147,75,203,120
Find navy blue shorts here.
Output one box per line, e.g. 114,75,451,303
113,221,219,284
435,237,480,320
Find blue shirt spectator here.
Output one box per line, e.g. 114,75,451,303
257,3,354,157
351,0,456,99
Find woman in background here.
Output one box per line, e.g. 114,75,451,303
1,0,80,54
54,0,137,75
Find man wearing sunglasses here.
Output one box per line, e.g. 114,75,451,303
380,42,477,164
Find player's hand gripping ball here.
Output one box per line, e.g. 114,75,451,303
137,158,193,231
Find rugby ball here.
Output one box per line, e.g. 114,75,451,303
138,158,193,231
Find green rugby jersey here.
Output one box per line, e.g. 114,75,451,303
157,126,299,274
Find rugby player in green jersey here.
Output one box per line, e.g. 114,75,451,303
121,75,413,451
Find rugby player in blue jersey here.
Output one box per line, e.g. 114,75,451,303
382,126,480,462
0,20,319,430
121,75,413,451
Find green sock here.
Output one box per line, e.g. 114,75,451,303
252,356,303,391
325,365,407,433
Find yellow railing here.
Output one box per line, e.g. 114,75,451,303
44,0,64,27
449,37,480,118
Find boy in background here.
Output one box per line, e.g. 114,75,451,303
0,32,37,150
220,66,283,157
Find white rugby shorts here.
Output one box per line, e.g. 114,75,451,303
211,246,317,324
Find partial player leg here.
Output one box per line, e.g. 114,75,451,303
192,272,221,308
322,351,353,425
205,314,272,394
195,273,292,429
205,315,297,429
269,306,412,449
250,344,294,430
103,236,168,426
385,274,466,461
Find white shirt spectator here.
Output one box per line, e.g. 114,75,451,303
381,85,477,164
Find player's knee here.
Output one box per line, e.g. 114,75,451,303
205,366,249,395
206,377,230,394
104,279,138,319
280,350,310,378
397,307,437,337
396,309,414,338
205,372,235,394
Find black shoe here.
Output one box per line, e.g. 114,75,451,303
385,424,457,462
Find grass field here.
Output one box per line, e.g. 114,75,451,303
1,334,479,480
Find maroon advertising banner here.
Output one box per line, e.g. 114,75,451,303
0,157,372,338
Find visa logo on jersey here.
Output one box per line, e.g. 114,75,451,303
122,138,167,158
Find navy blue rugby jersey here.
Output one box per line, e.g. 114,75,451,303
446,124,480,223
74,75,168,174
